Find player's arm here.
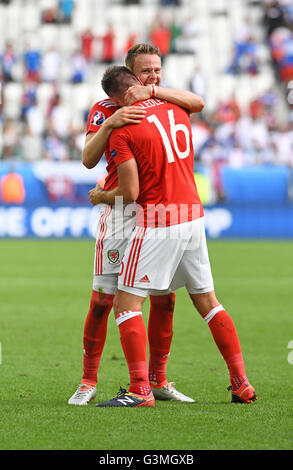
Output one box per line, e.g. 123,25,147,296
89,159,139,205
82,106,146,169
82,124,113,170
124,84,204,113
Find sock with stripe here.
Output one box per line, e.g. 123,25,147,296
148,292,175,387
115,311,151,396
82,290,114,387
203,304,247,390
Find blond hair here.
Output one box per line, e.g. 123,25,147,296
125,43,161,71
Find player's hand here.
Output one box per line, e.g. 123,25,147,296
89,184,104,206
108,106,146,128
124,85,152,105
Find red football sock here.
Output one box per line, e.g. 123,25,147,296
148,292,175,387
203,304,247,389
115,311,150,396
82,290,114,387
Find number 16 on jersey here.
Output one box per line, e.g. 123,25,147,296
147,109,191,163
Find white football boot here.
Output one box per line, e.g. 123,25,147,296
151,382,195,403
68,384,96,405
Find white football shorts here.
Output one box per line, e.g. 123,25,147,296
117,216,214,297
92,203,136,294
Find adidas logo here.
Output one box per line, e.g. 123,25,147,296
139,274,150,283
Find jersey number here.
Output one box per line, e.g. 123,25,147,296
147,110,190,163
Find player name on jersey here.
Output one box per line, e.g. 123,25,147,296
137,98,165,109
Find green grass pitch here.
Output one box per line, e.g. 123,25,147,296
0,238,293,451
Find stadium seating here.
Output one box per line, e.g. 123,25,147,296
1,0,285,117
1,0,292,209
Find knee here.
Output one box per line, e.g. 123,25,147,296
189,291,220,317
90,290,114,316
112,294,121,316
150,292,176,311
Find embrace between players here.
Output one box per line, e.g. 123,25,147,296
68,43,257,407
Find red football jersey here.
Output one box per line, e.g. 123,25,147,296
109,98,203,227
86,98,119,191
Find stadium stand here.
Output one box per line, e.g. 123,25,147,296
0,0,292,204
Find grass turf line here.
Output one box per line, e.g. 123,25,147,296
0,239,292,450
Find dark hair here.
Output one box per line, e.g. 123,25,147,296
125,43,161,71
101,65,138,97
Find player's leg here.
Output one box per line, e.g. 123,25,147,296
82,289,114,388
113,289,150,395
189,291,248,386
189,290,257,403
68,278,116,406
69,204,124,405
96,288,155,407
148,292,175,388
148,292,195,402
177,217,257,403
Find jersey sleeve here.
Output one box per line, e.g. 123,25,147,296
109,130,135,167
86,100,120,135
86,104,107,134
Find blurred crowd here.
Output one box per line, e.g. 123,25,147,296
190,86,293,200
0,0,199,163
224,0,293,81
1,0,292,178
263,0,293,83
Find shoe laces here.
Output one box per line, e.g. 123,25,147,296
75,384,92,398
117,386,127,396
166,382,176,391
